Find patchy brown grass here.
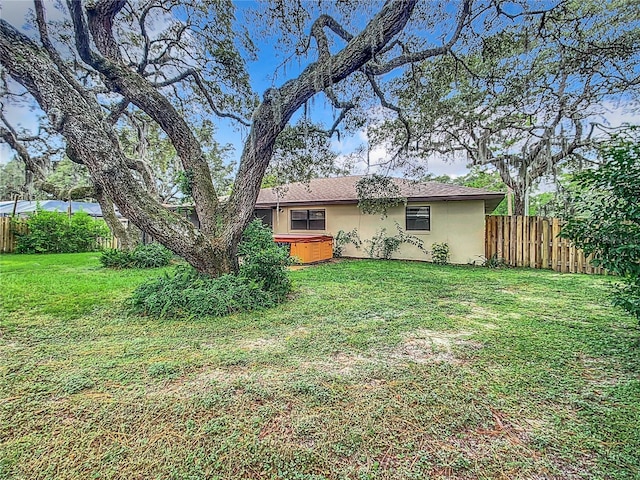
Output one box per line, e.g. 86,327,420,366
2,254,639,480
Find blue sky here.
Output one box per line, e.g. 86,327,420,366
0,0,477,179
1,1,637,182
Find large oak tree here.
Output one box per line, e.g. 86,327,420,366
1,0,548,274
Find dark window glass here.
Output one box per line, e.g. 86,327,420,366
291,209,326,230
406,206,430,231
308,210,326,230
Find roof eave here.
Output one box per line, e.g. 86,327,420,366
255,193,506,209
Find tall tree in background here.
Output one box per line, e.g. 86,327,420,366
380,1,640,215
117,116,235,203
261,120,347,191
1,0,562,274
0,156,28,201
423,166,508,213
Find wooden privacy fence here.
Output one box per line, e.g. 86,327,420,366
0,216,118,253
485,215,604,274
0,217,26,253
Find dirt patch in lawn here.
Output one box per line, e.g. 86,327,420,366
390,329,482,365
239,337,284,351
578,354,620,387
300,352,371,376
147,366,252,397
462,302,501,329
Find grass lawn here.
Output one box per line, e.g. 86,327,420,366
1,253,639,480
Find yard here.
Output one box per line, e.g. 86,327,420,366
1,253,639,480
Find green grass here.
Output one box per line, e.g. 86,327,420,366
1,253,639,479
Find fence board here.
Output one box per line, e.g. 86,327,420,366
541,219,549,269
485,215,604,275
577,248,584,274
551,218,560,272
510,216,516,266
523,216,529,267
504,217,511,264
496,217,503,260
516,216,522,267
569,244,575,273
529,218,537,268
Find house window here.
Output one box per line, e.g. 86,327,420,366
291,209,326,230
406,206,430,231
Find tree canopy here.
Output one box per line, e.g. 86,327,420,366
1,0,611,273
378,1,640,215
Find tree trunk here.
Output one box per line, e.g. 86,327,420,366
94,189,139,251
512,189,526,216
0,0,423,277
0,21,229,276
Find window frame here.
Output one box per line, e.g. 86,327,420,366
405,205,431,231
290,209,326,231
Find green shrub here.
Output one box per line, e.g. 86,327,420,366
129,265,276,318
14,209,109,253
100,242,173,269
237,220,293,300
100,248,134,268
431,242,450,265
482,253,507,269
562,128,640,322
365,223,427,260
132,242,174,268
129,220,292,318
333,229,362,257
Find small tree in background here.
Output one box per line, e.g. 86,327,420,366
562,129,640,323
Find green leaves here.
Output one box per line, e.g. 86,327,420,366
356,175,405,216
128,220,292,318
562,128,640,321
100,243,174,269
14,210,109,254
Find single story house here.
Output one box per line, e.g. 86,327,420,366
254,176,504,264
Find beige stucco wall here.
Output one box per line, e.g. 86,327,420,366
270,200,486,264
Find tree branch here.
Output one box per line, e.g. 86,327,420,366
226,0,425,247
84,0,126,62
364,0,472,76
66,0,220,235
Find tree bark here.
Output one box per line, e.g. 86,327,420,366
95,188,139,251
0,0,429,276
0,20,230,275
512,191,525,217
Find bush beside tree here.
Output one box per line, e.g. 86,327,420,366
14,210,109,253
129,220,292,317
100,243,174,269
562,129,640,322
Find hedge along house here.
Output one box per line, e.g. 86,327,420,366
254,176,504,264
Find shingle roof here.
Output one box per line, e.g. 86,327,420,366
255,176,505,212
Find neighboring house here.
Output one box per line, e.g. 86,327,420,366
254,176,504,264
0,200,122,218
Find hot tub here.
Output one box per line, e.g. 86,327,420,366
273,234,334,264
